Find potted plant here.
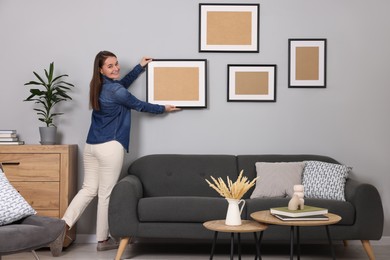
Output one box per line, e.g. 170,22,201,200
24,62,75,144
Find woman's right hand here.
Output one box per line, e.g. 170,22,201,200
165,105,181,112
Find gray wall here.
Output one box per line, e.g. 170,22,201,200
1,0,389,238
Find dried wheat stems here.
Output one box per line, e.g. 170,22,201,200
205,170,258,200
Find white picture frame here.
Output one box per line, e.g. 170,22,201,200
146,59,207,108
199,3,260,52
288,39,327,88
228,64,277,102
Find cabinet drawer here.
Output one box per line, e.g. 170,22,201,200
0,153,60,181
11,181,60,209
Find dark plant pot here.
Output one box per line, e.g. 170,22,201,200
39,126,57,145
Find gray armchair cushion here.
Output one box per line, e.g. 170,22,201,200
0,215,65,256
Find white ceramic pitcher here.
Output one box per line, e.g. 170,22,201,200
225,198,245,226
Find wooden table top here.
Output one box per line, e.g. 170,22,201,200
203,219,268,233
250,210,342,227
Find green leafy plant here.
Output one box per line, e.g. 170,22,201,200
24,62,74,127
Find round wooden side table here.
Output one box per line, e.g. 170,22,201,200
250,210,342,260
203,219,268,260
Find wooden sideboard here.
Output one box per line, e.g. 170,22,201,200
0,144,78,247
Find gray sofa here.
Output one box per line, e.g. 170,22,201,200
108,154,384,260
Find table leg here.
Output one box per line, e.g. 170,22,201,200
254,232,262,260
209,231,218,260
325,226,336,260
297,226,300,260
238,233,242,260
230,232,235,260
290,226,294,260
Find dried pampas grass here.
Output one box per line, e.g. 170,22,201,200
205,170,258,200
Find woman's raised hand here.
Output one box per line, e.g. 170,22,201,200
140,57,153,67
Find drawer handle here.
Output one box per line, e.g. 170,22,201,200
1,162,20,166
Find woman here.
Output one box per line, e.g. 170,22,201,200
62,51,179,251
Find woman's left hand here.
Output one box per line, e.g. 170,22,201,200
140,57,153,67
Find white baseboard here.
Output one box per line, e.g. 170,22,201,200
74,234,390,246
74,234,97,244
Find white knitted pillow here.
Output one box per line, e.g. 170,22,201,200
0,169,36,226
302,161,351,201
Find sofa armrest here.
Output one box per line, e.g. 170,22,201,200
108,175,143,238
344,178,384,239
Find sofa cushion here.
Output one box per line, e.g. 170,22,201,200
0,172,36,226
250,162,305,198
129,154,238,197
246,197,355,225
237,155,340,199
138,197,244,222
303,161,351,201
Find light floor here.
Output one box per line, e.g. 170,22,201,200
3,241,390,260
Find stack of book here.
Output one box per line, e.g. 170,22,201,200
0,130,24,145
270,205,329,221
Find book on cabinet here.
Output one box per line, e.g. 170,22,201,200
0,130,23,145
0,130,17,134
0,133,17,138
0,141,25,145
0,137,19,142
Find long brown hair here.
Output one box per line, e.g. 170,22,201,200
89,51,117,110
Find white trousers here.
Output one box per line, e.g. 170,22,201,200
62,141,124,241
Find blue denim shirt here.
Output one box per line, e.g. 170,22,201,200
86,64,165,151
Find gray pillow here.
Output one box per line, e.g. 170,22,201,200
250,162,305,198
302,161,351,201
0,171,36,226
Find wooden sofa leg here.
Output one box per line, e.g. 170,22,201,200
361,240,375,260
114,237,130,260
343,240,348,247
